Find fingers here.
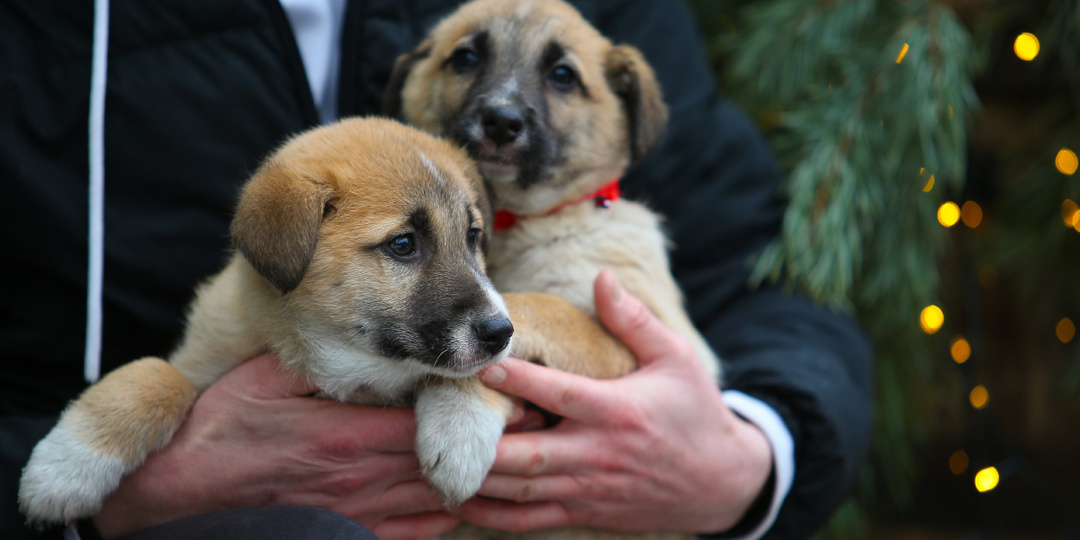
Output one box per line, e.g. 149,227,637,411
489,430,598,476
455,498,571,532
350,480,448,518
594,269,687,366
476,473,580,503
479,358,614,423
370,512,461,540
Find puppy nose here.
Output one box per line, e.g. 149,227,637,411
481,106,524,146
474,316,514,354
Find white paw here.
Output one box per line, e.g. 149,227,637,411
415,387,505,504
19,425,130,525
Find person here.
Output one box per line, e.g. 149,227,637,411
0,0,874,538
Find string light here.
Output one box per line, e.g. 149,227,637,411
1057,318,1075,343
949,450,969,475
923,174,935,192
895,43,909,63
938,202,960,227
975,466,1000,492
970,385,989,409
961,201,983,228
1013,33,1039,61
950,335,971,363
1057,148,1078,175
921,305,944,334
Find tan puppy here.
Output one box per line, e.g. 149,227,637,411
386,0,721,379
18,117,633,526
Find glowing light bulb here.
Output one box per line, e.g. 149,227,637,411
1057,148,1078,175
923,174,935,192
949,450,969,475
975,466,999,492
950,336,971,363
1058,318,1075,343
1014,33,1039,61
921,305,944,334
938,202,960,227
970,385,989,409
961,201,983,228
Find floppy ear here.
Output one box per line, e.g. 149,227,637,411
383,39,433,119
230,159,335,294
605,45,669,164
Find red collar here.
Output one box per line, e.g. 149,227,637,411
493,179,621,233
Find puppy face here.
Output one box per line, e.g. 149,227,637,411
385,0,668,215
231,118,511,384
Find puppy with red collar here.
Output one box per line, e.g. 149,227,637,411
385,0,721,379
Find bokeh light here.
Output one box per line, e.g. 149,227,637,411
923,174,935,192
975,466,1000,492
921,305,944,334
949,450,969,475
961,201,983,228
1013,33,1039,61
896,43,909,64
1057,148,1078,175
950,336,971,363
970,385,989,409
1058,318,1075,343
938,202,960,227
1063,200,1080,227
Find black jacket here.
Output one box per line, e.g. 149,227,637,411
0,1,873,538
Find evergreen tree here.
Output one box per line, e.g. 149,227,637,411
689,0,1080,536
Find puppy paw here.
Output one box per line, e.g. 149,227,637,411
415,382,507,504
19,425,131,525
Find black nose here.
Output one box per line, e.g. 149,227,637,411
474,316,514,355
481,106,524,146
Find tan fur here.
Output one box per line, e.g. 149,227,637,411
390,2,720,536
64,358,197,465
504,292,634,379
389,0,719,376
20,117,537,524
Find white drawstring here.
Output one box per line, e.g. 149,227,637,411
85,0,110,384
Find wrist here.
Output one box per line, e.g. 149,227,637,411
710,418,774,537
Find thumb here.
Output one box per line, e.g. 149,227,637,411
226,354,321,398
594,269,688,367
479,358,616,423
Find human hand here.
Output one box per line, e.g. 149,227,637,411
456,270,773,534
92,354,457,540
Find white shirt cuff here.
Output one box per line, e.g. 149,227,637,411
720,390,796,540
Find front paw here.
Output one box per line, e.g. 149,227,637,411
415,384,507,504
19,425,130,525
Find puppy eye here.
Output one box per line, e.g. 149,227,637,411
450,48,480,72
467,227,482,249
548,65,577,90
386,234,418,259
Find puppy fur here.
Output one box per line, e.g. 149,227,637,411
19,117,620,526
387,0,720,383
387,1,722,537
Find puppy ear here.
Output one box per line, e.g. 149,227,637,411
383,40,433,119
605,45,669,164
230,160,335,294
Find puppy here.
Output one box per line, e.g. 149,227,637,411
19,117,633,526
386,0,721,384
